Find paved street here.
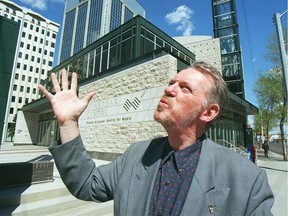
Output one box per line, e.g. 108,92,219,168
269,142,287,155
256,148,288,216
0,144,287,215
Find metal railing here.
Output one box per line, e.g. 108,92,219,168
217,139,246,155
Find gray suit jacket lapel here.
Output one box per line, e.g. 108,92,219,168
125,137,230,215
126,138,167,215
181,138,230,215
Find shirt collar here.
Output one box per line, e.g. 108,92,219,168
159,134,205,169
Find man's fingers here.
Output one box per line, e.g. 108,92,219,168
71,72,78,91
61,69,69,90
38,84,53,101
83,92,96,104
51,72,61,93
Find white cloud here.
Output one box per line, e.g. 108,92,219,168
165,5,195,36
20,0,65,11
21,6,34,13
20,0,47,11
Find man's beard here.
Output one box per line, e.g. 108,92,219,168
154,105,201,130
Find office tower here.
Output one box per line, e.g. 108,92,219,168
58,0,145,63
0,15,19,143
0,0,59,143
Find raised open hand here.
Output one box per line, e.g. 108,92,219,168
38,69,95,126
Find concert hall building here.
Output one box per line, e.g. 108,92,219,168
14,16,257,160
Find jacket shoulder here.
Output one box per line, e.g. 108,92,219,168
203,138,260,171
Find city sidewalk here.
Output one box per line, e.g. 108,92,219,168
0,144,287,215
256,148,288,216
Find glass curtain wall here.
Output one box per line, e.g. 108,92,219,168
60,29,192,81
60,9,76,63
212,0,244,98
207,110,245,148
87,0,103,46
73,2,88,54
124,7,134,22
37,112,59,145
110,0,122,31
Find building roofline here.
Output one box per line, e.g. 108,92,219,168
1,0,59,26
227,91,258,115
53,15,195,73
23,50,257,116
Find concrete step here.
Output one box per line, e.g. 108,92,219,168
0,177,113,216
44,200,114,216
3,195,85,216
0,195,76,216
0,153,114,216
0,178,69,208
0,194,113,216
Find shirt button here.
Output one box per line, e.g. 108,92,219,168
165,181,170,186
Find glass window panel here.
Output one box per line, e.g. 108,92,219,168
216,2,231,14
122,29,132,40
95,53,101,74
87,0,103,45
111,37,117,46
145,39,154,54
82,54,89,78
109,43,118,68
140,27,145,35
73,2,88,54
60,9,76,62
172,47,178,56
156,37,163,48
124,7,133,22
121,38,132,63
103,42,109,50
220,36,236,53
146,30,154,42
218,13,233,28
110,0,122,31
140,35,145,55
101,49,108,72
88,50,95,77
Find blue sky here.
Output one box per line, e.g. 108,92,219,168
10,0,287,107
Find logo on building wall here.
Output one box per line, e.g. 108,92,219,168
123,97,141,111
123,91,146,112
80,87,163,127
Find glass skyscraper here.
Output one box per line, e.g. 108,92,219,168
58,0,145,63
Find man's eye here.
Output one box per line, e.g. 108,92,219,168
181,86,191,92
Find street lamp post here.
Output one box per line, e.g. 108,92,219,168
274,10,288,161
274,11,288,103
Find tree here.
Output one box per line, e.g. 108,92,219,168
263,30,288,161
254,68,287,161
253,70,278,136
264,33,282,66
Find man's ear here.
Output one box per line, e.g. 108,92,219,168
200,104,220,123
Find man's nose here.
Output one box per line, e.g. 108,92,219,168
164,83,177,97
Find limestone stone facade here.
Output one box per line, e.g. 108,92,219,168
14,111,39,145
173,36,222,73
78,54,177,159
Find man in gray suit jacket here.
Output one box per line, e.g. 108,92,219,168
40,61,274,215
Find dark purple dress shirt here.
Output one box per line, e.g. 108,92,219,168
148,137,203,216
